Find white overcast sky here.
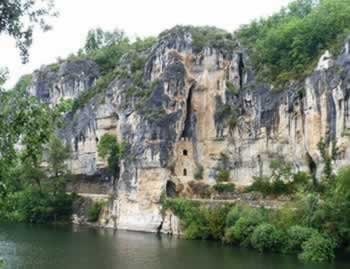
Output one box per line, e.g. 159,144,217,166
0,0,292,88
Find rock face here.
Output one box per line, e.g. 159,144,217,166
27,27,350,233
28,60,99,105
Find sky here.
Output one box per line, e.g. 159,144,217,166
0,0,292,89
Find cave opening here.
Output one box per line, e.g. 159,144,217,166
181,85,194,138
166,180,177,198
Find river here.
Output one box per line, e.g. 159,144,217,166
0,224,349,269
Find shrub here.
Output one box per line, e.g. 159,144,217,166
246,176,272,195
184,222,210,240
226,205,243,227
269,204,298,230
285,225,318,253
226,81,239,95
224,226,237,244
164,198,232,240
188,181,211,198
213,183,235,193
230,208,267,245
194,165,204,180
271,179,291,195
299,233,336,263
216,169,230,182
251,223,284,252
87,202,103,222
206,206,231,240
0,186,75,224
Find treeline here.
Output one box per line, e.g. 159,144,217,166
0,87,74,223
237,0,350,86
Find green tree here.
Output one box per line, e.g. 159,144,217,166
84,28,127,54
0,0,57,62
97,133,125,185
237,0,350,85
46,136,71,193
0,68,8,89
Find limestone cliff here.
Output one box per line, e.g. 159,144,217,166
26,27,350,233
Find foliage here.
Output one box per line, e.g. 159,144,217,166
13,74,32,92
97,133,125,182
0,0,57,62
0,88,59,190
165,189,347,263
285,225,318,253
0,185,75,223
0,67,8,88
225,205,245,227
237,0,350,85
87,202,103,222
163,198,231,240
228,207,267,245
193,164,204,180
226,81,239,95
215,170,230,182
0,84,75,224
70,34,156,111
317,138,335,185
251,223,284,252
213,183,235,193
159,26,237,58
246,160,311,196
84,28,127,53
299,233,336,263
46,136,71,193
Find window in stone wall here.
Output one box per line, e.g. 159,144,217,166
183,169,187,176
183,149,188,156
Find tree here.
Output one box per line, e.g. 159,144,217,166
97,133,125,185
237,0,350,86
46,135,71,193
84,28,127,53
0,0,57,62
0,88,57,192
0,67,8,89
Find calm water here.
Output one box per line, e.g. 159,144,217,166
0,224,349,269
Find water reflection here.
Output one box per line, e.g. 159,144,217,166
0,224,348,269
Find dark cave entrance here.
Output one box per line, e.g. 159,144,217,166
181,85,194,138
166,181,177,198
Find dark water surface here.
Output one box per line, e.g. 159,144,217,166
0,223,349,269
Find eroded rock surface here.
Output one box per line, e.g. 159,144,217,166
27,28,350,233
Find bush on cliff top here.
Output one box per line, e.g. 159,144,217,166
237,0,350,86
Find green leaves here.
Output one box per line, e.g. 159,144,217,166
238,0,350,86
97,133,126,180
0,0,57,62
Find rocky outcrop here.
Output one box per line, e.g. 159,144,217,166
28,59,99,105
27,27,350,233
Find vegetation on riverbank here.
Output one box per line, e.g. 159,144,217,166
163,161,350,263
0,88,76,224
